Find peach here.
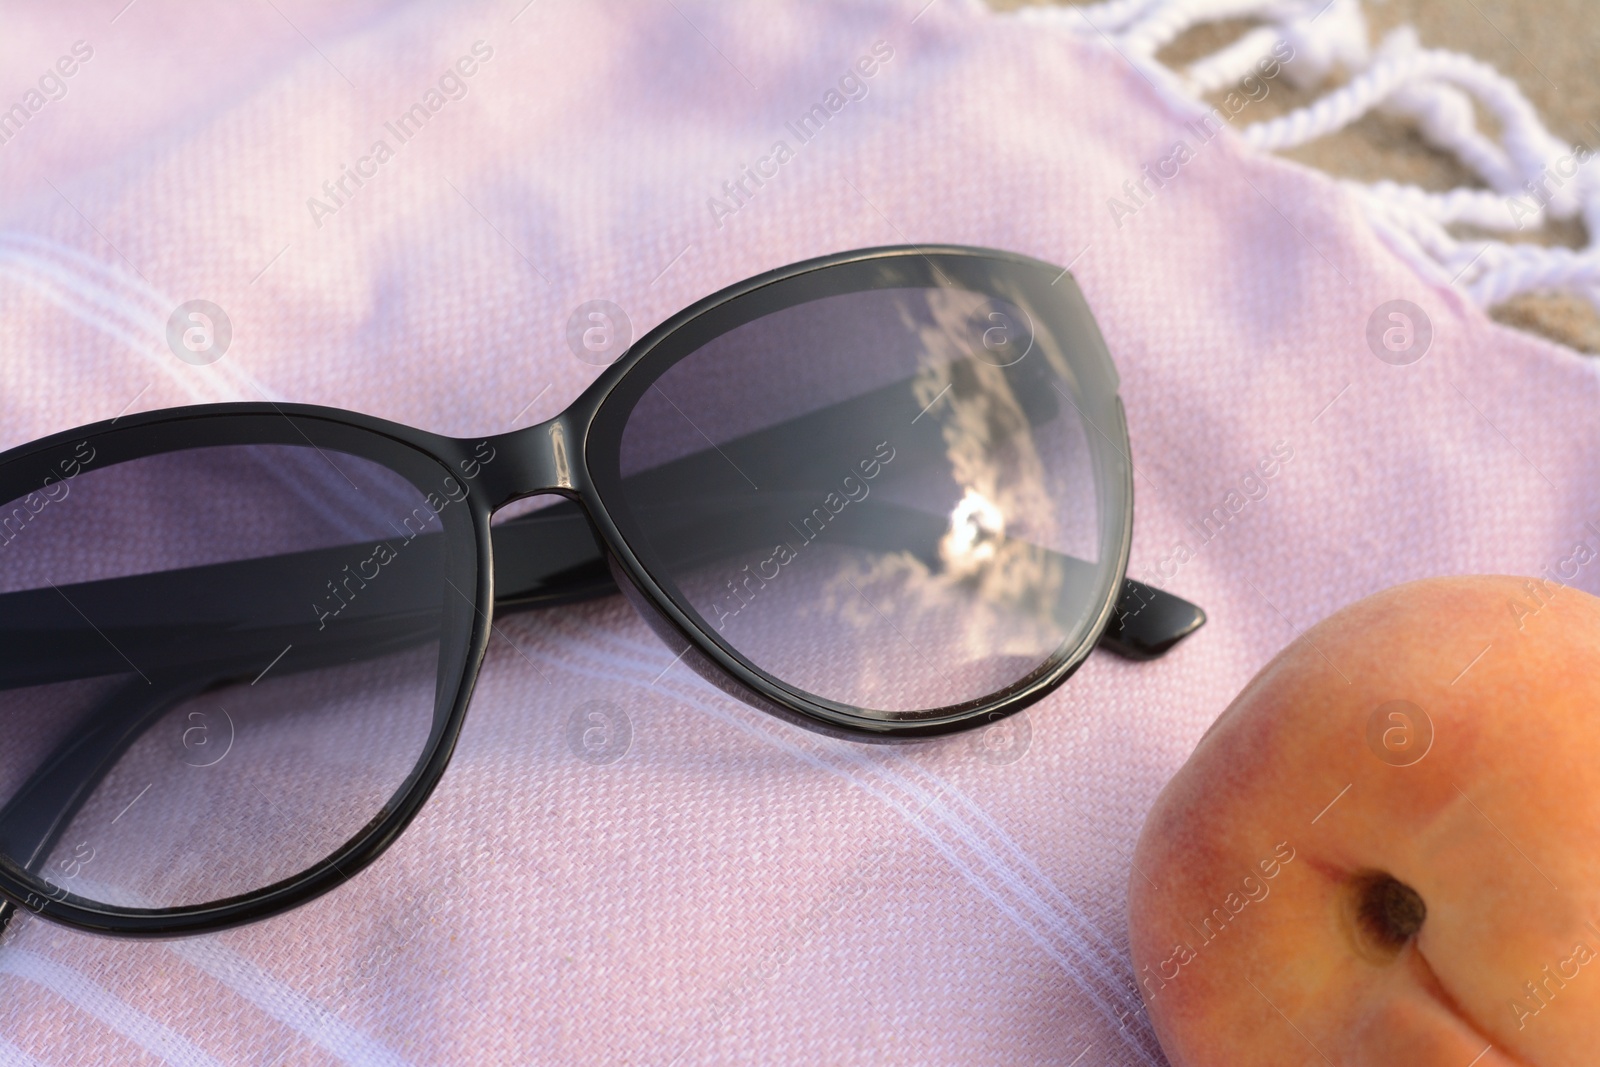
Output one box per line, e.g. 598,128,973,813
1129,576,1600,1066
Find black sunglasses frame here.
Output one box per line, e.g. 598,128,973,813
0,245,1201,937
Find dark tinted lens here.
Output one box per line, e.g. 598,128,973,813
0,441,469,910
610,277,1125,719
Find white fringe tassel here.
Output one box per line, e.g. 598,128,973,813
1009,0,1600,318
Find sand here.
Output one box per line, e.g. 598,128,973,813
997,0,1600,351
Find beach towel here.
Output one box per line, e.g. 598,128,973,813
0,0,1596,1063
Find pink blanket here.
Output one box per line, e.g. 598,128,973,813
1,1,1595,1063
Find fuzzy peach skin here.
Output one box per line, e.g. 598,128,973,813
1128,576,1600,1067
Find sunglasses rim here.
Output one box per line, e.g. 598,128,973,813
0,414,495,937
0,244,1134,937
579,245,1134,736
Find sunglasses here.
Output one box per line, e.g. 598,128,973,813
0,245,1203,937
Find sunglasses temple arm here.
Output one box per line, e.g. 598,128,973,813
0,525,590,917
0,675,211,922
0,530,1200,916
492,499,1206,659
0,502,1205,694
1099,577,1206,659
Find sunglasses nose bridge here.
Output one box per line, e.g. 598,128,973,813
467,415,583,512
